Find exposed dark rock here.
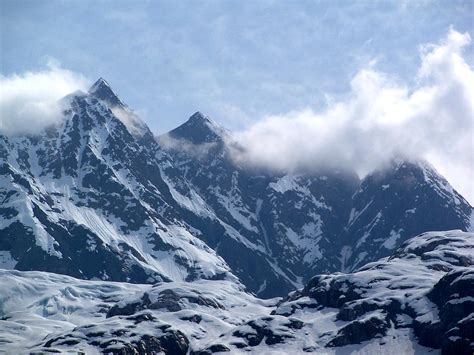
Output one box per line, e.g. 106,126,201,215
413,268,474,354
337,298,402,322
192,344,231,354
301,275,362,308
442,315,474,355
231,316,303,347
327,314,389,347
107,288,224,318
42,321,189,355
180,313,202,323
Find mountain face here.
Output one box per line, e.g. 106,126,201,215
1,78,472,300
0,84,233,285
159,117,362,296
167,111,228,145
1,78,473,354
342,159,473,271
158,111,472,296
89,78,125,107
1,230,472,354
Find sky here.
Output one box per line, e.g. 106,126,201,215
1,0,473,202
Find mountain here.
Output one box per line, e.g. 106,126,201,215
166,111,228,144
89,77,125,107
159,113,362,296
1,230,472,354
342,159,473,271
1,78,473,353
89,77,153,140
0,80,233,285
158,110,473,296
1,78,472,299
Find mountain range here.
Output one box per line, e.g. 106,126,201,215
0,78,473,354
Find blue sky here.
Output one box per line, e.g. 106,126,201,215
2,0,472,133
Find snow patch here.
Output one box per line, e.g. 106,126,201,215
0,251,17,269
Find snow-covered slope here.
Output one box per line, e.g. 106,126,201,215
1,230,472,354
274,230,474,354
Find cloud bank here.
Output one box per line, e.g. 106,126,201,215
0,64,88,135
231,28,474,203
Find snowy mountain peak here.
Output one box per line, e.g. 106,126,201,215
384,158,471,208
188,111,212,123
167,111,227,144
88,77,123,107
89,77,109,90
388,156,432,174
343,156,473,271
187,111,222,131
189,110,203,118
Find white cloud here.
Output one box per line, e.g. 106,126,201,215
0,63,89,135
158,133,219,160
231,28,474,203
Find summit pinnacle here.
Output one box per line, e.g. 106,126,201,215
89,77,124,107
